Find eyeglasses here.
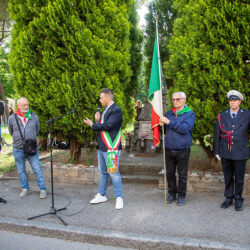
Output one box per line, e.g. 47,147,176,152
172,98,184,102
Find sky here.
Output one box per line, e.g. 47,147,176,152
138,1,150,28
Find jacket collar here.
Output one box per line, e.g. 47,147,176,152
103,102,115,114
225,108,244,121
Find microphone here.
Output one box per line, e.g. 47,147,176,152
69,108,76,114
95,106,101,122
70,104,80,115
0,101,5,116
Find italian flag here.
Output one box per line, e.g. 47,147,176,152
148,34,163,147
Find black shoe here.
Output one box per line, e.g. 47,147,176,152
167,194,176,204
220,198,233,209
235,201,243,211
177,196,185,206
0,197,7,204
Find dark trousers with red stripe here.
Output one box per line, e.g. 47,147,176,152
221,158,247,202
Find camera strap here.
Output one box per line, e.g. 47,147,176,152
14,114,25,143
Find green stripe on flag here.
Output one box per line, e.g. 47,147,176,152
148,35,162,101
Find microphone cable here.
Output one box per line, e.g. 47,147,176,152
53,164,97,217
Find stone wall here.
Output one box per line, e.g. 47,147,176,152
26,162,99,185
24,160,250,195
159,171,250,195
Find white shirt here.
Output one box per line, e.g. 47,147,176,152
104,102,114,113
230,109,239,119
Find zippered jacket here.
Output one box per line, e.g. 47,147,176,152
164,109,195,151
8,112,40,149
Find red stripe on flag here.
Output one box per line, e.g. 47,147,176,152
151,108,160,147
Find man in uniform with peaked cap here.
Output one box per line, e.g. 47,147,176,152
214,90,249,211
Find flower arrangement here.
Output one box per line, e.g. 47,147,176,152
138,132,149,140
138,132,149,147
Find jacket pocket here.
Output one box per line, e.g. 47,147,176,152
241,144,249,159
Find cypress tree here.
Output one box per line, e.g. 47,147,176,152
127,0,143,99
144,0,177,90
165,0,249,167
0,45,14,99
9,0,132,161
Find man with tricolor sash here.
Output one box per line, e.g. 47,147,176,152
159,92,195,206
83,88,123,210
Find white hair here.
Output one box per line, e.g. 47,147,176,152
172,92,186,99
17,97,28,105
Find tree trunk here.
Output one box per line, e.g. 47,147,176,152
0,78,9,121
70,137,82,163
40,138,48,150
199,140,221,171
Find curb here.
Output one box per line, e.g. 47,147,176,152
0,217,249,250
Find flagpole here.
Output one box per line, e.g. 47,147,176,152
155,13,167,207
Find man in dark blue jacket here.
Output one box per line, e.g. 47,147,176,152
84,88,123,210
160,92,195,206
214,90,249,211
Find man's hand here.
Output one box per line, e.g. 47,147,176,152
36,137,40,146
159,116,170,125
215,154,221,161
83,118,93,127
95,112,100,122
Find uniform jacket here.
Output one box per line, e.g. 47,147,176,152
92,103,122,152
8,112,40,149
214,108,250,160
163,109,195,151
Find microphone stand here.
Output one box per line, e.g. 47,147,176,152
0,115,10,150
28,109,75,226
0,137,9,147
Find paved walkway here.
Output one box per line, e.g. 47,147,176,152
0,179,249,249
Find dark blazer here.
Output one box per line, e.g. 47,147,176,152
214,108,250,160
92,103,123,152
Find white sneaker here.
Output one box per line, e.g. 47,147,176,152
40,190,47,199
20,189,28,198
89,193,107,204
115,197,123,210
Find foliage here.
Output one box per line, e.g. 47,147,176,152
9,0,134,161
127,0,143,99
0,132,15,174
144,0,177,91
135,77,147,102
165,0,250,160
0,0,12,43
0,44,15,99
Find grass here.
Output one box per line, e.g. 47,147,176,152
44,147,98,166
0,132,15,174
2,123,247,173
190,144,208,160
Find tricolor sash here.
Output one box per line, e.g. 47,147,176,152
100,111,121,173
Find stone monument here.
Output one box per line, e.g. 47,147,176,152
125,87,167,153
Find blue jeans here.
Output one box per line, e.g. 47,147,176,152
97,150,122,198
13,147,46,191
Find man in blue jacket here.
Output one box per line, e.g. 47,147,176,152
84,88,123,210
214,90,249,211
159,92,195,206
